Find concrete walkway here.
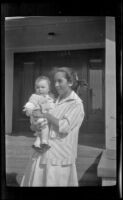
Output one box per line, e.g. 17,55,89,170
5,135,103,186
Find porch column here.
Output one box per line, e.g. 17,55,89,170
5,50,13,134
105,17,116,150
98,17,116,186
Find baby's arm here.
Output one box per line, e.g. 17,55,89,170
23,102,35,116
23,94,40,116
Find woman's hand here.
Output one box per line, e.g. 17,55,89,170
43,112,59,128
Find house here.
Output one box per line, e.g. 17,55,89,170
5,16,116,186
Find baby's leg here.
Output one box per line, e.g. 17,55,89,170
41,125,49,144
32,117,43,148
40,122,51,152
36,117,49,144
32,129,50,152
32,118,51,152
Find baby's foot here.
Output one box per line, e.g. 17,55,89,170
32,144,50,153
40,144,51,152
32,145,42,152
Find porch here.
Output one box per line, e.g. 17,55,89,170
5,134,103,186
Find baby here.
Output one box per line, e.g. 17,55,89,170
23,76,55,153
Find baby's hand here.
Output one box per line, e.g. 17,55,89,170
26,109,33,116
23,109,32,116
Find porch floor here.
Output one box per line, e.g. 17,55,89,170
5,135,103,186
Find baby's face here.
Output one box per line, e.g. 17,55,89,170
35,80,49,95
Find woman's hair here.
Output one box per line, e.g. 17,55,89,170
52,67,79,91
35,76,51,90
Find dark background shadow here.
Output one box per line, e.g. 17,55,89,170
6,173,20,187
79,153,102,186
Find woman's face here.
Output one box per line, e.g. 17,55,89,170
54,71,72,98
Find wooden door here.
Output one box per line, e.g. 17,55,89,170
87,66,105,133
12,53,42,133
87,50,105,133
77,49,105,134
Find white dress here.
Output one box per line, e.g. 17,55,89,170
20,151,78,186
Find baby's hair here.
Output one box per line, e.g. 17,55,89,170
35,76,51,90
52,67,78,91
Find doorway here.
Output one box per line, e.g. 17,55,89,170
12,49,105,147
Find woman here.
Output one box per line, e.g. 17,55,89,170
20,67,84,187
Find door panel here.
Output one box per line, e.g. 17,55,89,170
87,50,105,133
87,68,104,133
89,69,103,120
13,53,42,133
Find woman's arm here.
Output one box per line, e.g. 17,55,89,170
32,102,84,136
43,112,59,129
47,103,84,135
32,110,59,130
